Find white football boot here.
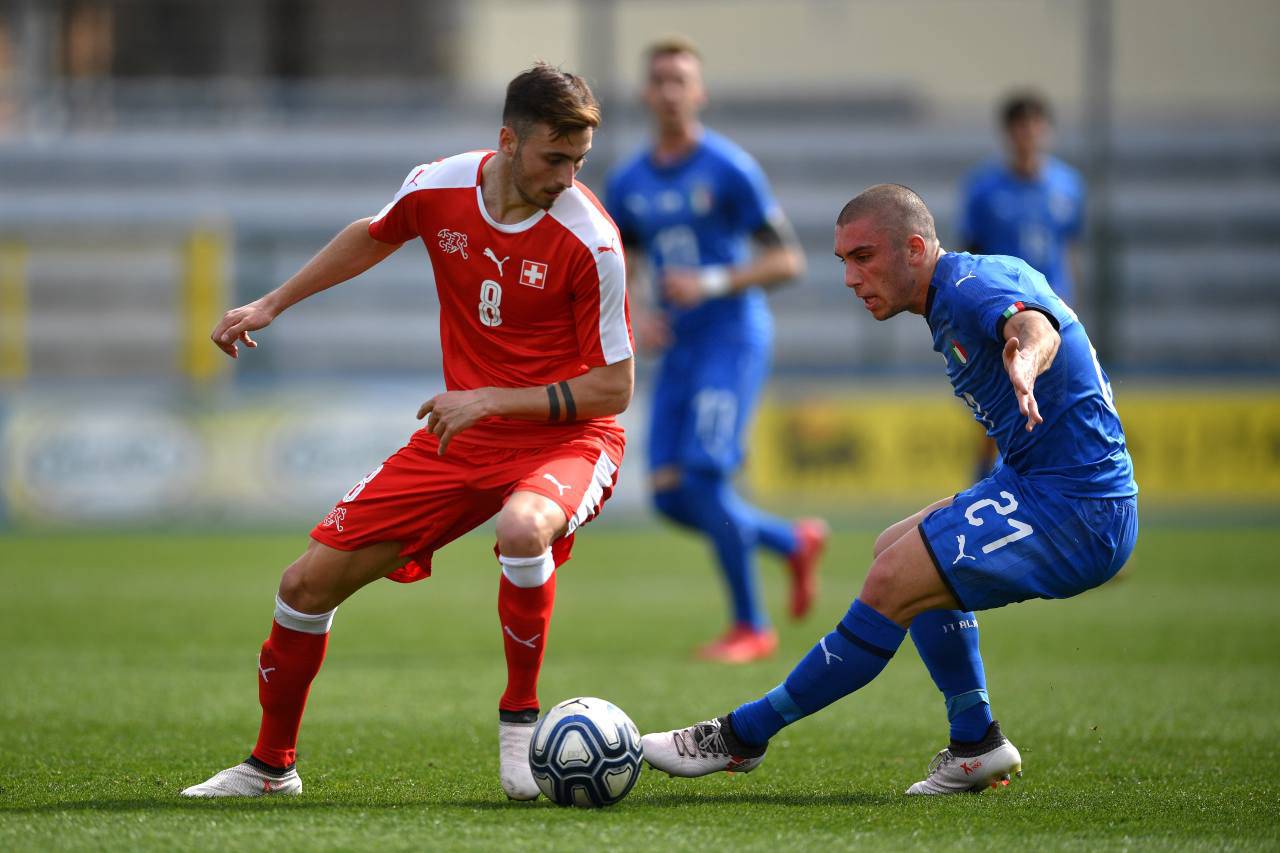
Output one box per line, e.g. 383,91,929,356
180,760,302,798
905,722,1023,795
641,716,766,778
499,716,541,801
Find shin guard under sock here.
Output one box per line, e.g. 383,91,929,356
497,552,556,713
909,609,992,742
251,596,333,768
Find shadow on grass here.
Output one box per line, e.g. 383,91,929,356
633,790,898,808
1,789,898,814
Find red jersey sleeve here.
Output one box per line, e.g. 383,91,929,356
570,240,633,367
368,164,432,245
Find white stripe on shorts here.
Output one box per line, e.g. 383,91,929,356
566,452,619,536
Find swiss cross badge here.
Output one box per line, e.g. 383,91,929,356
520,260,548,289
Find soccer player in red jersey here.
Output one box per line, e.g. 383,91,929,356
181,64,633,801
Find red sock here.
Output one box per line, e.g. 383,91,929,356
497,572,556,712
252,620,328,768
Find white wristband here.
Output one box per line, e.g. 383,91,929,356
698,266,732,298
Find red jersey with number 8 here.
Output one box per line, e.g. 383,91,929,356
368,151,632,448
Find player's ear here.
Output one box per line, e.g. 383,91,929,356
691,75,708,110
498,125,519,157
906,234,927,264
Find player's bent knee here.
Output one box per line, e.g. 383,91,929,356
857,565,897,617
495,511,556,558
278,540,401,613
497,491,568,557
278,559,333,614
858,566,925,627
859,531,958,627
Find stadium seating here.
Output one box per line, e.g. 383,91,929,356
1,97,1276,378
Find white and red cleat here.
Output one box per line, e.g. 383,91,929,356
180,761,301,798
787,518,829,620
641,716,766,778
905,722,1023,795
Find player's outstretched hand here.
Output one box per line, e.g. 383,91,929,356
1003,336,1044,432
211,300,275,359
417,389,493,455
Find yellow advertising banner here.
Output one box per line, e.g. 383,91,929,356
747,389,1280,506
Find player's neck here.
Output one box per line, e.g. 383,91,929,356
652,122,703,164
1009,153,1043,179
481,153,542,224
911,244,946,315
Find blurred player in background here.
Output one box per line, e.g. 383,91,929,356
960,91,1084,302
959,91,1086,478
181,63,633,801
643,185,1137,795
605,37,826,664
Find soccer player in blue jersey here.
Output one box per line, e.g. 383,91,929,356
960,91,1085,304
604,37,827,663
643,184,1138,794
961,91,1087,478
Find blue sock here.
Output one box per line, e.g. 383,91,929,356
729,599,907,745
909,609,993,742
658,471,767,630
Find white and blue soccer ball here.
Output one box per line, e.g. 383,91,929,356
528,697,643,807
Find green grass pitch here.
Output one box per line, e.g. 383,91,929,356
2,524,1278,850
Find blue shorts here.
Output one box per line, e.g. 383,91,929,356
918,466,1138,611
648,334,771,475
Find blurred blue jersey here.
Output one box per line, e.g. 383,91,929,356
605,129,778,343
958,157,1084,303
926,252,1135,499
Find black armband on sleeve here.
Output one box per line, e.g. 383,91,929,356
558,380,577,421
751,212,799,251
546,384,561,422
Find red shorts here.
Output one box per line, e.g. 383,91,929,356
310,428,624,583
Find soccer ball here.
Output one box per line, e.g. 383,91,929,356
528,697,643,807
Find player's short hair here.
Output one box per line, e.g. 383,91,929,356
836,184,937,244
646,35,702,66
503,62,600,141
1001,90,1052,128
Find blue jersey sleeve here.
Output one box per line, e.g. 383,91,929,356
1062,170,1086,240
603,168,638,245
955,260,1065,344
722,150,780,235
957,170,983,248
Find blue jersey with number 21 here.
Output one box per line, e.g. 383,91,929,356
925,252,1136,499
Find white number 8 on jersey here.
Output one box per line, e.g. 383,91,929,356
479,279,503,328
